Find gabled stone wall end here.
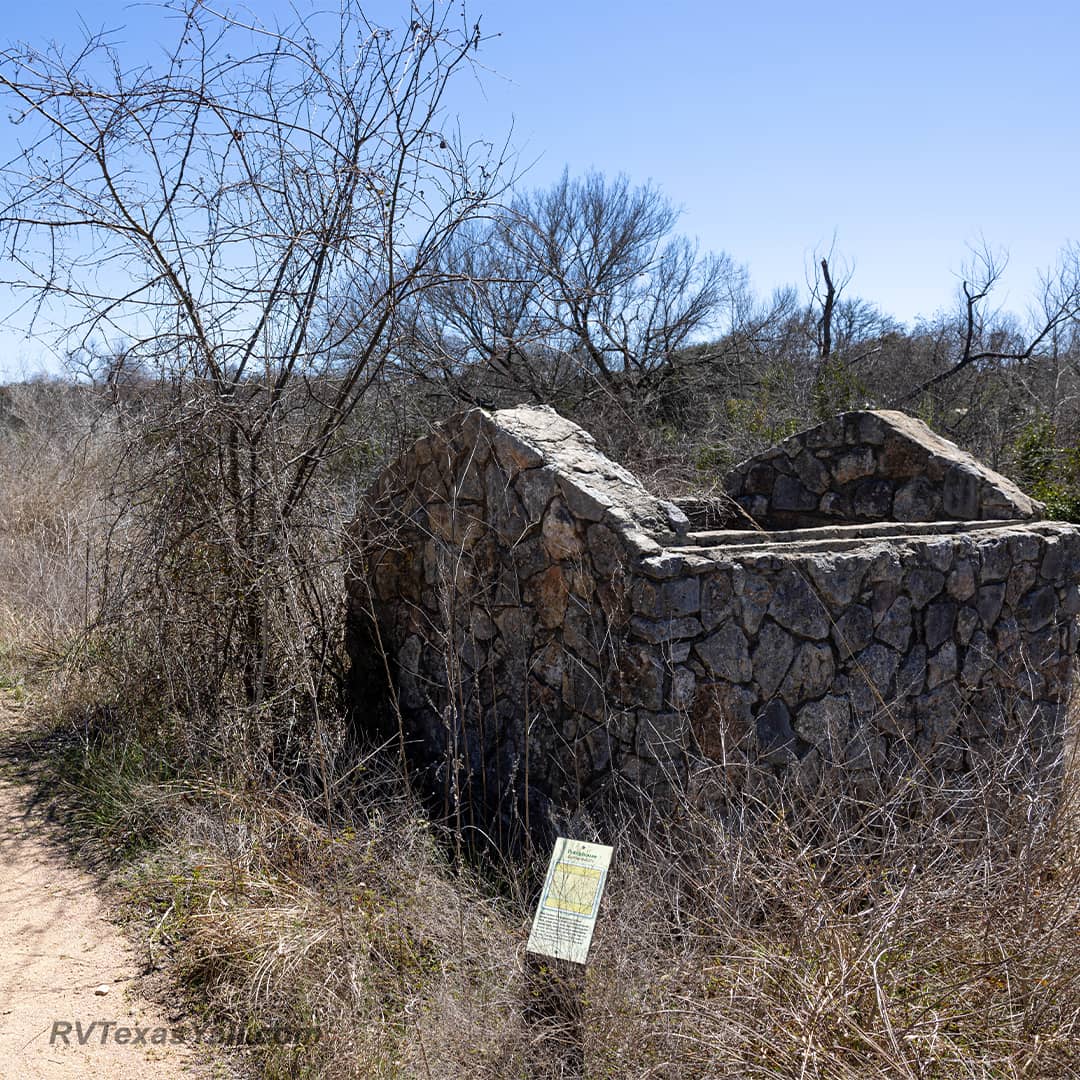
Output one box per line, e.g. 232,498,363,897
725,409,1044,529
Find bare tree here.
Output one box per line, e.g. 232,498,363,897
411,170,742,407
816,256,838,364
0,1,507,731
898,244,1080,404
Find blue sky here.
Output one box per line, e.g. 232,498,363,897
1,0,1077,377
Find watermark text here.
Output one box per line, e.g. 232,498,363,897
50,1019,320,1047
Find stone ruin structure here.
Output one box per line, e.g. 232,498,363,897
349,407,1080,842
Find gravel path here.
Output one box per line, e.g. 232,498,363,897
0,744,210,1078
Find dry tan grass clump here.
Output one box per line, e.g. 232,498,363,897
586,745,1080,1080
98,772,529,1079
0,381,108,653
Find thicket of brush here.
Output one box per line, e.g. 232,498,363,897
0,373,1079,1079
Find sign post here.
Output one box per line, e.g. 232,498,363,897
525,838,613,1077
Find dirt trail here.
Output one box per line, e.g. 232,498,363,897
0,746,209,1078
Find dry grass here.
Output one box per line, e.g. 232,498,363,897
6,691,1074,1079
0,382,106,656
587,746,1080,1079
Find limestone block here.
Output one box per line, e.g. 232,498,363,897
630,615,704,644
924,600,957,651
993,617,1022,669
1026,624,1061,668
773,474,818,512
819,491,853,518
853,478,893,518
943,464,980,519
739,494,769,519
803,416,843,449
613,647,666,712
700,573,735,630
1008,533,1041,563
1063,585,1080,615
853,643,900,702
876,595,913,651
755,700,800,765
806,554,866,608
1005,561,1038,607
734,569,774,635
469,609,496,641
744,462,775,495
867,547,902,583
780,641,835,706
694,623,753,683
896,643,928,698
833,447,876,484
631,575,701,619
583,726,613,774
960,632,993,688
491,426,545,472
833,604,874,659
558,475,614,522
541,498,584,560
844,728,887,771
794,694,850,756
659,500,691,534
494,606,534,643
947,560,976,601
751,621,796,698
915,684,962,753
563,605,601,663
691,683,756,758
1018,585,1056,631
637,711,689,764
924,539,956,573
670,667,697,710
1040,538,1067,581
586,523,624,579
668,640,693,663
767,568,830,639
926,641,958,689
517,466,557,520
956,605,979,645
979,540,1011,583
976,583,1006,628
871,580,900,622
793,450,831,493
562,661,605,721
893,477,938,521
905,567,945,609
532,566,568,629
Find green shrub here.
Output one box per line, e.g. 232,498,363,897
1012,417,1080,522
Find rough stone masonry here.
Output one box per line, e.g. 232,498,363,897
349,407,1080,841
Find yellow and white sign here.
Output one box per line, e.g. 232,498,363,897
526,837,613,965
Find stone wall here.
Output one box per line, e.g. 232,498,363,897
633,520,1078,789
349,406,690,844
725,409,1044,529
350,406,1078,843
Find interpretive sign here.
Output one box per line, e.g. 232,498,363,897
526,837,613,965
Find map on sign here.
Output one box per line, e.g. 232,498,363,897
526,837,613,965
